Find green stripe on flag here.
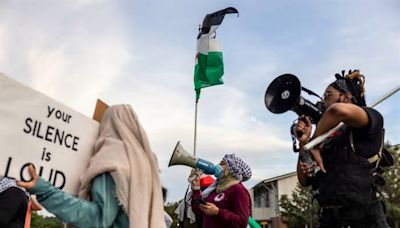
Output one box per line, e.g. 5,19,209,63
194,51,224,100
193,7,238,101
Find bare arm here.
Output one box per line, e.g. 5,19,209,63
312,103,369,138
297,158,308,186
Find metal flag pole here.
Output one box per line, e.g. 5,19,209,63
304,85,400,151
194,100,199,156
308,191,313,228
369,85,400,108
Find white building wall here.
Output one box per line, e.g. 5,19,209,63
254,207,276,220
250,172,299,222
277,174,298,200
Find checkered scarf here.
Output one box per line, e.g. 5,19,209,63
0,176,29,197
223,154,252,182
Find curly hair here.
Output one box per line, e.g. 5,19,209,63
346,70,365,98
329,70,366,106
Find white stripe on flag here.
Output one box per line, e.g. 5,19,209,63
196,25,222,55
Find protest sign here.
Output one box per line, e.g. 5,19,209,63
0,73,99,195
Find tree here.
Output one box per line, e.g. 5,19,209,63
381,144,400,228
165,200,202,228
30,212,63,228
164,201,181,227
280,183,318,228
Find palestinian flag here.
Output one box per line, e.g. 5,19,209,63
194,7,239,101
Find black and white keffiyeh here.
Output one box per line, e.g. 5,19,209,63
223,154,252,182
0,176,29,197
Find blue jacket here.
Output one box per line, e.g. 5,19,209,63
31,173,129,228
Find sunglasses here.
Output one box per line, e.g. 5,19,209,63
322,92,342,100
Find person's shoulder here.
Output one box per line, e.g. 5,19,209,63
361,106,382,117
230,182,248,193
229,183,251,201
353,106,383,136
93,172,115,185
361,106,383,126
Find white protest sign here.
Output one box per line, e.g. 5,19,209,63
0,73,99,195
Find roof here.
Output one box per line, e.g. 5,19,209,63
251,171,297,189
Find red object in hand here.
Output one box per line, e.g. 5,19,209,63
200,175,215,188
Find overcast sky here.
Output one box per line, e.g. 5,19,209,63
1,0,399,202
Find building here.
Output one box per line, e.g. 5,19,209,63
249,172,298,228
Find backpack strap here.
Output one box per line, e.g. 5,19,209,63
349,128,385,168
369,128,385,168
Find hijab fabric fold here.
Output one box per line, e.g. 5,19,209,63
78,104,166,228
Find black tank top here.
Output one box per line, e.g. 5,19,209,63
312,107,384,206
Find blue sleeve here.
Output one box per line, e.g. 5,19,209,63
31,173,121,227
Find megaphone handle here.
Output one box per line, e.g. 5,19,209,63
304,122,345,150
188,169,203,184
300,151,320,176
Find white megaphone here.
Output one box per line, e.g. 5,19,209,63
168,141,223,179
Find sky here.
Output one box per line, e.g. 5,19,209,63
0,0,399,203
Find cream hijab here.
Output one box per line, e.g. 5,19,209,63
78,105,166,228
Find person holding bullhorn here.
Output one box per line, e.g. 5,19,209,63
189,154,252,228
294,70,389,227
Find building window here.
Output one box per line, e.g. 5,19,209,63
254,186,269,208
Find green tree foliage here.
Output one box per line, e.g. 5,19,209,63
280,183,318,228
30,212,63,228
164,201,180,227
382,144,400,227
164,200,201,228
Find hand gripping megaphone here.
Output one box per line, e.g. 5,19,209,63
168,141,223,179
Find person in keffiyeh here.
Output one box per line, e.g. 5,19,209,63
189,154,252,228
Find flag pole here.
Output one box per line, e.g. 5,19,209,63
194,100,198,156
192,7,238,156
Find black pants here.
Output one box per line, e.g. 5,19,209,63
0,187,28,228
319,201,389,228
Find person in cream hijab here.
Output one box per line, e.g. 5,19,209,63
18,104,166,228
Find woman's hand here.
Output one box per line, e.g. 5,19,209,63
310,148,326,173
299,161,316,177
30,196,43,211
199,202,219,215
16,164,39,190
293,116,312,144
188,169,201,190
299,149,326,175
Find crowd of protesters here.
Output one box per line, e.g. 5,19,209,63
2,70,392,228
